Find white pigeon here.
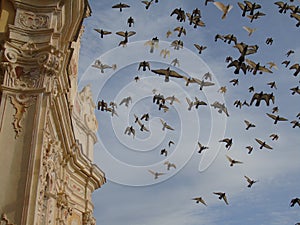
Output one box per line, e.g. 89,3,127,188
213,2,233,19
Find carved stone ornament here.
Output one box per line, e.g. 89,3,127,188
1,62,41,89
78,86,98,132
38,48,62,78
37,125,63,224
0,213,14,225
9,94,37,138
17,11,50,30
2,42,62,89
56,191,73,225
82,211,96,225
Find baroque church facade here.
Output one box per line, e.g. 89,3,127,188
0,0,105,224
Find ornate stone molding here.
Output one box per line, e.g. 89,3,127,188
0,213,15,225
1,62,41,89
1,42,62,91
82,211,96,225
9,93,37,138
37,120,63,222
17,11,50,30
56,189,73,225
75,85,98,133
1,41,62,90
38,47,62,78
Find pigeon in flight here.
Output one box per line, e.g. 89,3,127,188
112,2,130,12
255,138,273,150
151,67,184,82
270,133,279,141
213,2,233,19
192,197,207,206
144,38,159,53
160,119,174,131
198,142,209,153
140,113,150,121
211,101,230,117
148,170,165,179
164,161,176,170
194,44,207,54
170,7,186,22
219,138,233,150
92,60,117,73
244,120,256,130
291,120,300,128
161,149,168,156
142,0,153,10
290,13,300,27
290,86,300,95
173,26,186,37
226,155,243,167
213,192,229,205
243,26,256,36
119,96,132,107
134,115,149,132
160,48,170,58
244,175,258,188
138,61,151,71
127,16,135,27
124,126,135,138
165,95,180,105
289,63,300,77
94,28,112,38
170,58,180,67
168,140,175,147
266,113,288,124
290,198,300,207
246,146,254,154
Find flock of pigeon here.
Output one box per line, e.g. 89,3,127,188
90,0,300,221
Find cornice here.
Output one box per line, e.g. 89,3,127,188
51,86,105,189
8,24,54,40
0,84,45,93
9,0,63,13
68,142,106,190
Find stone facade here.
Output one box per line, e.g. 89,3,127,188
0,1,105,225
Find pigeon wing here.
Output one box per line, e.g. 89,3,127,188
266,113,277,121
222,195,229,205
169,70,185,78
127,31,136,37
213,2,226,12
116,31,126,37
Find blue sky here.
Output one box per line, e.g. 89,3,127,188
78,0,300,224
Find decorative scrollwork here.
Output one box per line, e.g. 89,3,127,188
56,191,73,224
18,11,49,30
38,48,62,77
0,213,15,225
1,41,62,89
9,94,37,138
4,48,19,63
20,42,37,57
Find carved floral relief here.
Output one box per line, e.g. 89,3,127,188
18,11,50,30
